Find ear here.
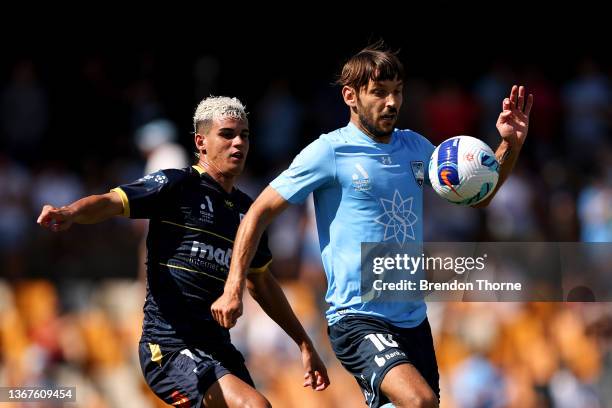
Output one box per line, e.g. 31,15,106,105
195,133,206,154
342,86,358,108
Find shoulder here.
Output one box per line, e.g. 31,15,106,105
394,129,435,151
293,134,337,163
161,166,192,178
233,188,255,206
134,167,198,192
155,167,196,185
394,129,430,145
318,126,352,149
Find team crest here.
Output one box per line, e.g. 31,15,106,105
410,161,424,187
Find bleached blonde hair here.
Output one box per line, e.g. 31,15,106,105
193,96,247,134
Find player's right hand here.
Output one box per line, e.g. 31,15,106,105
301,345,330,391
37,205,74,232
211,292,243,328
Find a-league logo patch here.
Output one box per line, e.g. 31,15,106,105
411,161,424,187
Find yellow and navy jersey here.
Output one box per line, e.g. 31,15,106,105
113,165,272,347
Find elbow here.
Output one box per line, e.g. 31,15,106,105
472,199,490,209
246,272,267,302
246,277,259,300
472,190,498,208
248,201,274,228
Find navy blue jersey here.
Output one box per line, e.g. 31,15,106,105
113,165,272,347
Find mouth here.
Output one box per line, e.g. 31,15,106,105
380,114,397,122
230,152,244,161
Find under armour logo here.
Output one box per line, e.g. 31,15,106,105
381,156,393,165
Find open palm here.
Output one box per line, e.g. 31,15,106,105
496,85,533,147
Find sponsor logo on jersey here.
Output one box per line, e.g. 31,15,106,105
190,241,232,268
352,163,372,192
138,173,168,184
199,195,215,224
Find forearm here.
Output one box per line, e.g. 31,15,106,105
66,192,124,224
495,139,522,186
248,272,313,350
473,140,521,208
224,210,271,297
225,186,290,297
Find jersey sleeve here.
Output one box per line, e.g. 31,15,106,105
248,230,273,273
269,137,336,204
111,170,175,219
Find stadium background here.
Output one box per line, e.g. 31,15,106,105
1,28,610,407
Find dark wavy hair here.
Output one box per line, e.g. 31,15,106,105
336,40,404,91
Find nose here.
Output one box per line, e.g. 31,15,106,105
232,134,247,148
386,93,399,109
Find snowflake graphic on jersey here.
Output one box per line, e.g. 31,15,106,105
374,190,418,244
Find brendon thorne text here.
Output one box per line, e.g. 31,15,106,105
373,279,522,292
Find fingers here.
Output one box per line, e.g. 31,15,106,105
303,371,330,390
211,306,220,325
315,370,330,391
210,303,239,328
509,85,518,109
37,205,55,226
213,309,230,328
517,85,525,112
224,313,237,329
303,371,314,388
37,205,68,231
506,85,532,115
525,93,534,117
228,307,241,328
502,98,511,111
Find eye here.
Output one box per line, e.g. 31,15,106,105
373,89,386,97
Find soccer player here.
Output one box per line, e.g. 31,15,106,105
37,96,329,408
211,43,533,408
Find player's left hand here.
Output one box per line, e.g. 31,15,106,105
301,344,330,391
496,85,533,148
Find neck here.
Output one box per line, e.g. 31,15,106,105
350,116,391,144
197,158,235,193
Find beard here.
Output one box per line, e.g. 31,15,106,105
356,102,397,139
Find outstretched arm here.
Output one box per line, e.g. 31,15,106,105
37,191,125,231
211,186,290,328
474,85,533,208
247,270,330,391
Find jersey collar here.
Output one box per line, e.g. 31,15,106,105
346,122,396,147
192,164,205,175
192,164,237,196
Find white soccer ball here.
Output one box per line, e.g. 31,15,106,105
428,136,499,205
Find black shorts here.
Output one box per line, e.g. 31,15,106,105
328,315,439,408
139,341,254,408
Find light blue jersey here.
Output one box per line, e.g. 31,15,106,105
270,122,435,328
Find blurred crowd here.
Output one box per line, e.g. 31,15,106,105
0,52,610,407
